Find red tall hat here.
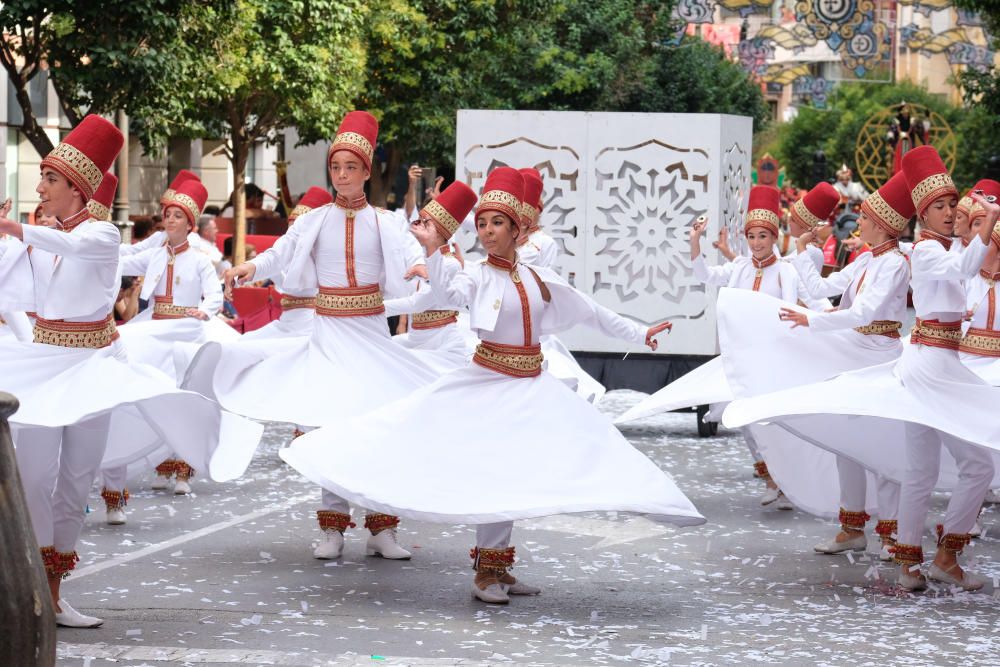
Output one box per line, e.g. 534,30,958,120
968,179,1000,224
475,167,525,225
288,186,333,224
860,172,914,237
328,111,378,170
423,181,477,240
163,179,208,230
901,145,957,215
790,182,839,230
86,172,118,222
744,185,781,236
40,114,123,200
161,169,200,206
519,169,544,228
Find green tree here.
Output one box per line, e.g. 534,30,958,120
0,1,220,157
162,0,368,263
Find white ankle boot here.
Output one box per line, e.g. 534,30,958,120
55,599,103,628
106,508,126,526
814,533,867,554
472,580,509,604
366,529,411,560
151,474,171,490
313,530,344,559
174,479,191,495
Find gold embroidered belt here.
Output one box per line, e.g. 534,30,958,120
315,284,384,318
411,309,458,330
473,341,543,378
854,320,902,338
959,327,1000,357
910,318,962,351
152,296,189,320
278,294,316,311
33,314,119,349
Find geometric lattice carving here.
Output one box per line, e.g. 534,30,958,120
591,141,712,322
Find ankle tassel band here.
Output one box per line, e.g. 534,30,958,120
936,525,971,555
101,487,129,510
41,546,79,580
874,519,898,539
155,459,178,477
470,546,516,575
174,461,194,480
364,513,400,534
838,508,871,532
753,461,771,482
890,542,923,566
317,510,355,533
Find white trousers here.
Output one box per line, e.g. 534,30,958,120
837,456,900,521
476,522,513,549
15,414,110,551
743,427,763,464
897,423,994,546
100,464,127,493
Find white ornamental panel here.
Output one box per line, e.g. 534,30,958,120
456,110,752,356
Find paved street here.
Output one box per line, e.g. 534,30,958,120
56,390,1000,666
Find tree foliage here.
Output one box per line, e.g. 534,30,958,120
0,0,224,157
774,82,965,188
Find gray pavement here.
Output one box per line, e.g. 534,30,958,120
56,390,1000,666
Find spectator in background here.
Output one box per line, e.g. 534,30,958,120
220,183,264,216
204,205,221,216
190,214,224,273
114,275,142,324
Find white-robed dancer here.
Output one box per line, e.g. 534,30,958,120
725,147,1000,592
204,111,438,561
239,186,333,341
99,179,233,516
384,181,480,374
280,166,701,605
725,172,914,560
614,183,840,430
686,187,801,507
0,116,244,628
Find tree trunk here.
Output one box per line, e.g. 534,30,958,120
230,129,249,266
0,392,56,667
369,143,403,208
9,73,55,158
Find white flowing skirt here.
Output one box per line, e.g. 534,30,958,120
185,313,439,427
241,308,314,341
962,352,1000,387
614,356,730,425
280,362,705,527
724,343,1000,490
2,339,260,482
716,288,903,517
393,323,473,375
541,335,606,404
118,316,240,380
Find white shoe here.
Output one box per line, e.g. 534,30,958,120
505,578,541,596
55,599,103,628
984,489,1000,504
366,529,411,560
472,581,509,604
814,534,867,554
173,479,191,495
760,487,780,506
928,564,986,591
151,474,171,490
774,492,794,511
970,520,983,538
106,509,126,526
898,567,927,592
313,531,344,560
